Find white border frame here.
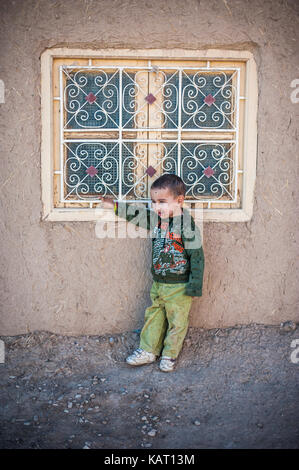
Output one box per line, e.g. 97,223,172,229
41,48,258,222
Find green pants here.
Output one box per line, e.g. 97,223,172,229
139,281,193,359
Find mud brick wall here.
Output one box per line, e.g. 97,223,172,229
0,0,298,335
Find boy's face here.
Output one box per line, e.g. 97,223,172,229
150,187,184,219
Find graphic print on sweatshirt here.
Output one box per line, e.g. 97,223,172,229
152,221,189,277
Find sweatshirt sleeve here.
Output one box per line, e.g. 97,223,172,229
182,219,205,297
114,201,157,231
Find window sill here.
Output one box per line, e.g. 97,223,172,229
41,206,252,223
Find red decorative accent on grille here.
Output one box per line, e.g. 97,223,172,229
145,93,156,104
204,94,215,106
146,165,157,177
85,92,97,104
86,166,98,177
203,166,214,178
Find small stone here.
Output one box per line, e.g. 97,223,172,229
148,429,157,437
75,394,81,399
68,402,73,409
280,321,297,333
194,420,201,426
90,393,95,399
141,416,147,421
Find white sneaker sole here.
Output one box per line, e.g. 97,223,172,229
126,359,156,366
126,352,156,366
159,365,175,372
159,358,176,372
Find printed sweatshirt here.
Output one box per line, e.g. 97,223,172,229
114,201,205,297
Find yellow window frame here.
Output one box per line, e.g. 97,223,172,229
41,48,258,222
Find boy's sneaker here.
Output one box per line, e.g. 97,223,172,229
159,356,176,372
126,348,156,366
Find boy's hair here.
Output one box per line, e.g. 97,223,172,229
150,173,186,198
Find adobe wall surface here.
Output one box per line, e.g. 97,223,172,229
0,0,298,335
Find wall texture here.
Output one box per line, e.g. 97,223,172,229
0,0,298,335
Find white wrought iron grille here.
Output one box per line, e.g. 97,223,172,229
59,63,241,205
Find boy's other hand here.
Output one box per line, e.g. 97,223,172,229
98,195,115,209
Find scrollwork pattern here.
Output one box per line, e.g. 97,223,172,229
60,66,238,202
181,143,235,200
64,143,119,199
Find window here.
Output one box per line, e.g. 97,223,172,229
41,48,257,222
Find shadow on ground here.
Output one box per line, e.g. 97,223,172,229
0,323,298,449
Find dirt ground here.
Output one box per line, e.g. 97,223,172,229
0,322,298,449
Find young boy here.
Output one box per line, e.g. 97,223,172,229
98,174,204,372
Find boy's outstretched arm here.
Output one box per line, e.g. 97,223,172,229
98,196,158,231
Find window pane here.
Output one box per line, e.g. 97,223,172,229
64,142,119,199
64,69,136,129
181,142,235,200
60,66,239,203
164,71,235,129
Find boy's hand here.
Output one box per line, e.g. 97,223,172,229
98,195,115,209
